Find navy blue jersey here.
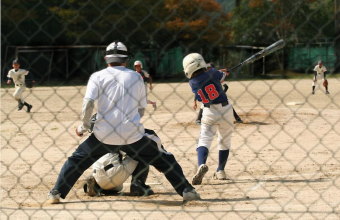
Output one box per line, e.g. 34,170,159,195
189,69,228,104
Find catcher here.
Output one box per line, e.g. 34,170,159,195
83,115,167,197
7,59,34,112
312,60,329,94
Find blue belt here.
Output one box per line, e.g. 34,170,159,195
203,101,228,108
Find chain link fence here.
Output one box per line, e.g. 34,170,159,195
1,0,340,219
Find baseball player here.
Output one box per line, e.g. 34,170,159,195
48,41,200,204
183,53,234,185
83,129,167,197
134,60,157,110
194,63,243,124
312,60,329,94
7,59,33,112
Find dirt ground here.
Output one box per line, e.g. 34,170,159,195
1,78,339,219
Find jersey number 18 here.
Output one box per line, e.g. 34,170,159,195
197,84,219,104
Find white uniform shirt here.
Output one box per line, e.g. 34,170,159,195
7,69,29,85
313,65,327,79
85,66,147,145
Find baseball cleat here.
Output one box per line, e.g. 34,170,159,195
26,104,32,113
192,164,208,185
130,180,154,196
326,91,330,94
312,91,315,95
183,187,201,202
47,189,61,204
18,103,24,111
235,118,243,124
213,170,227,180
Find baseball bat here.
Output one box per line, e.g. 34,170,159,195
229,39,285,71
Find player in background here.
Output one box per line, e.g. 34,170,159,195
194,63,243,124
83,129,167,197
48,41,200,204
183,53,234,185
312,60,329,94
134,60,157,110
7,59,33,113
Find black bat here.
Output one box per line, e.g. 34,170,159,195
229,39,285,71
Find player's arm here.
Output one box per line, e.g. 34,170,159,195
76,75,98,137
193,97,198,110
137,76,147,117
149,77,153,90
76,98,95,136
7,71,12,84
144,71,153,90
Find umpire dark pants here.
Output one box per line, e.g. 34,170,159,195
52,134,192,199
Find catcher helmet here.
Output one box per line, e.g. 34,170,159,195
134,60,143,68
183,53,207,79
104,41,129,64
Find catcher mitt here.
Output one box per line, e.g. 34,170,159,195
25,79,34,88
323,80,328,87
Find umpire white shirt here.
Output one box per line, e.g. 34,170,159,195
85,66,147,145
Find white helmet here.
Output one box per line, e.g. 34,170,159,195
183,53,207,79
104,41,129,64
134,60,143,68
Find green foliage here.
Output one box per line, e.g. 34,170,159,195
229,0,335,45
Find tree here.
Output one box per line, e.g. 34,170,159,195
163,0,231,49
229,0,335,45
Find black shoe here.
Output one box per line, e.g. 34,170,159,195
195,120,201,125
130,180,154,196
235,118,243,123
26,104,32,113
18,102,24,111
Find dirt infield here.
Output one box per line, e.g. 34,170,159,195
1,79,339,219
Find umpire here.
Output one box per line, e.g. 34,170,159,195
48,41,200,204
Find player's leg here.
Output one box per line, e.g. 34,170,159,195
48,134,114,203
312,76,317,94
214,105,234,180
13,87,25,110
13,86,32,112
193,108,218,185
323,79,330,94
120,136,199,200
130,162,154,196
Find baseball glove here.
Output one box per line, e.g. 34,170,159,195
25,79,34,88
323,79,328,87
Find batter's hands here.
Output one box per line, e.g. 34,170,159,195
219,69,230,76
193,101,198,110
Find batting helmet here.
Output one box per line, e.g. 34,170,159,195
183,53,207,79
134,60,143,68
104,41,129,64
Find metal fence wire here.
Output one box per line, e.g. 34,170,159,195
1,0,340,219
